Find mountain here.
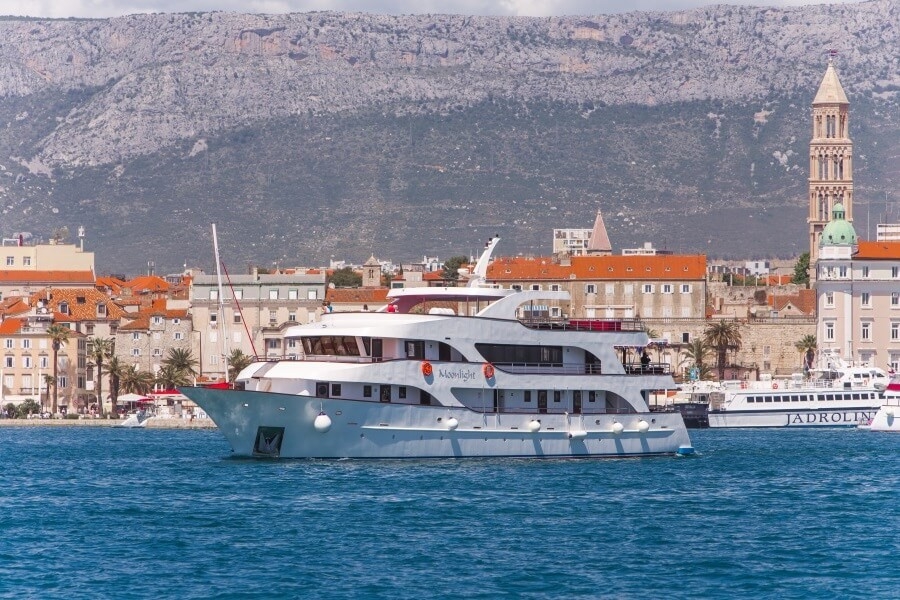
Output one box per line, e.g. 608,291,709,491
0,2,898,274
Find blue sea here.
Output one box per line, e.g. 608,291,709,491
1,426,897,600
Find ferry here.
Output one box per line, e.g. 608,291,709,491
180,238,693,459
703,362,886,428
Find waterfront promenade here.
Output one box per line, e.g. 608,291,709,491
0,417,216,429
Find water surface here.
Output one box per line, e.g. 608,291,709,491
1,427,897,599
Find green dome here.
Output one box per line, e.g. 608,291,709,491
820,202,857,247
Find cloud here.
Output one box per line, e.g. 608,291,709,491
3,0,868,19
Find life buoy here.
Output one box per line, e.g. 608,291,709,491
421,361,433,377
740,380,747,389
483,363,495,379
772,382,779,389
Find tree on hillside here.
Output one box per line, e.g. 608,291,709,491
329,267,362,287
704,320,742,381
792,252,810,286
441,256,469,282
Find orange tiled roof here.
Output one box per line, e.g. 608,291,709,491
326,288,390,303
855,241,900,259
118,300,190,331
0,318,25,335
27,288,128,321
770,288,816,316
486,254,707,281
423,271,450,281
0,297,31,317
0,270,95,284
123,275,170,294
96,276,126,294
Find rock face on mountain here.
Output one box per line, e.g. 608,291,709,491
0,2,898,273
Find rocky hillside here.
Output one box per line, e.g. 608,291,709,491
0,2,898,273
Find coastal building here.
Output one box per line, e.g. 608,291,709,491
552,210,613,256
817,205,900,371
114,298,193,380
485,254,707,320
0,307,86,412
808,55,853,272
189,269,326,380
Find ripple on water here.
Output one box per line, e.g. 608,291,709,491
0,426,897,599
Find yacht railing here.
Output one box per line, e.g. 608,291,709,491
520,318,644,332
494,363,601,375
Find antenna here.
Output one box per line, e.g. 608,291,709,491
212,224,229,380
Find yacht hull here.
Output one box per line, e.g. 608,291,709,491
182,386,692,459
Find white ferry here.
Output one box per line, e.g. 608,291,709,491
181,238,693,459
705,363,886,428
859,376,900,432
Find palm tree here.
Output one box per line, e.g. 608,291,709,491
227,349,253,383
87,337,114,417
795,334,817,373
681,338,713,381
704,320,742,381
155,364,192,390
120,366,154,395
42,374,55,413
106,356,125,408
45,324,70,415
162,348,198,379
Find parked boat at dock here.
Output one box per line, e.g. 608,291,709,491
666,361,886,428
180,237,693,459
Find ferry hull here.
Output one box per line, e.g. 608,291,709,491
182,386,692,459
709,406,879,428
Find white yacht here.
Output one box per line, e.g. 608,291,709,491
705,361,886,428
181,238,693,459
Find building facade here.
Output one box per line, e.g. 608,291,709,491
190,270,326,380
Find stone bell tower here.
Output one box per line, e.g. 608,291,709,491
808,53,853,272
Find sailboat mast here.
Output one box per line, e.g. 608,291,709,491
212,224,229,379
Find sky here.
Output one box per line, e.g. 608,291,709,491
3,0,869,19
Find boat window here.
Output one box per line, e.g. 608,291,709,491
747,397,755,403
852,393,861,400
363,385,372,398
553,390,561,403
331,384,341,397
826,394,834,401
405,341,425,359
380,386,391,403
764,396,772,403
399,386,407,399
419,390,432,405
321,337,335,354
362,337,371,356
588,391,596,403
476,343,563,365
524,391,532,403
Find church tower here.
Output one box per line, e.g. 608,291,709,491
808,55,852,270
